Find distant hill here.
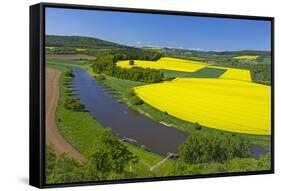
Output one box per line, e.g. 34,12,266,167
207,50,271,56
46,35,271,57
152,47,271,57
46,35,130,50
46,35,270,64
144,47,271,63
46,35,162,60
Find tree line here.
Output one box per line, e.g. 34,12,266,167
46,129,153,184
178,133,251,164
63,69,86,112
92,55,163,83
46,130,271,184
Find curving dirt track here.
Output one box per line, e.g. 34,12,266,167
46,68,84,161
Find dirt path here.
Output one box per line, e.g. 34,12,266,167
139,153,174,171
149,153,173,171
46,68,85,161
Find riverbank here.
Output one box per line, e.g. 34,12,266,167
47,61,174,176
46,68,84,161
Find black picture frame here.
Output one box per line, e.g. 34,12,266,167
30,2,275,189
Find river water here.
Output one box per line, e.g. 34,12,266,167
72,67,187,156
72,67,269,158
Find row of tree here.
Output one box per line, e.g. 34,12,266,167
92,55,163,83
179,133,251,164
46,47,77,55
169,153,271,176
63,69,86,112
112,51,161,62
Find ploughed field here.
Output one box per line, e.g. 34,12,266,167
118,57,270,136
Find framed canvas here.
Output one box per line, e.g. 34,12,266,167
30,2,274,188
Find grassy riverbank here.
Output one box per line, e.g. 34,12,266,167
47,59,174,177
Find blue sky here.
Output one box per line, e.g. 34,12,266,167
46,7,271,51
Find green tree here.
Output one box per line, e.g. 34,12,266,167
91,129,139,179
169,160,205,176
45,145,56,177
64,97,85,112
92,56,163,83
65,69,74,77
223,158,258,172
129,96,143,105
45,145,84,184
257,153,271,170
179,133,251,164
129,60,135,65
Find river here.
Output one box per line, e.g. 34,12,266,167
72,67,269,158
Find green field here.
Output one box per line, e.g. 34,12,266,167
161,67,227,78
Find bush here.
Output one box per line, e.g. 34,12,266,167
126,89,136,97
129,60,135,65
194,122,202,130
95,74,105,81
45,145,85,184
65,70,74,78
164,77,176,81
64,97,85,112
179,133,251,164
129,96,143,105
64,89,73,96
257,153,271,170
224,158,259,172
169,154,271,176
91,129,138,175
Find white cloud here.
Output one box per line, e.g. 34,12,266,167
189,47,202,51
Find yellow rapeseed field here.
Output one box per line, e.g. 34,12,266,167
117,57,252,81
117,57,208,72
233,55,259,60
134,78,271,135
209,66,252,81
220,68,252,81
